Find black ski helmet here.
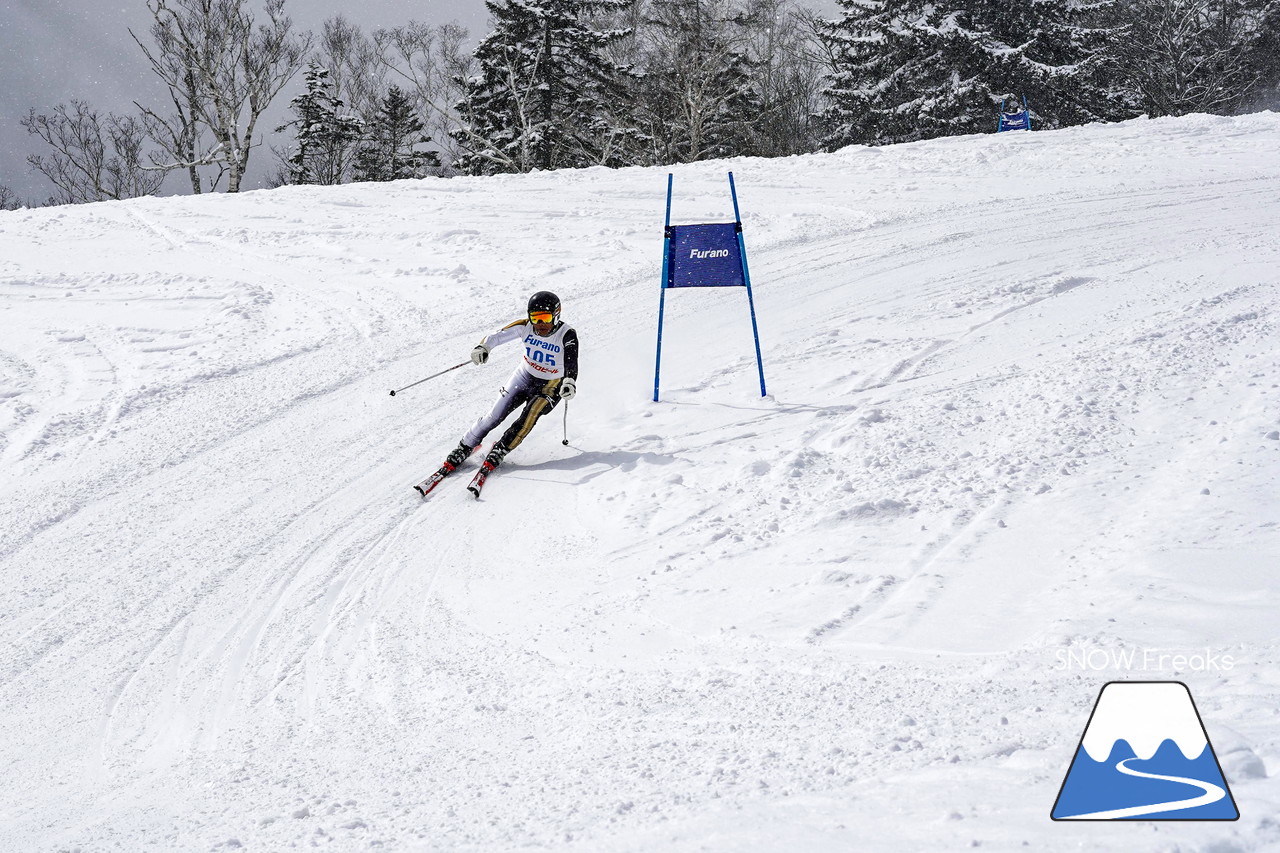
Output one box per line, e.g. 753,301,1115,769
527,291,561,322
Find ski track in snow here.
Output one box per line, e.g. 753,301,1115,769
1,114,1279,851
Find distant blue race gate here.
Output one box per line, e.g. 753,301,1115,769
998,95,1032,132
653,172,766,402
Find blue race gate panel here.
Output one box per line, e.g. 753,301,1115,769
997,95,1032,132
999,110,1030,132
667,223,745,288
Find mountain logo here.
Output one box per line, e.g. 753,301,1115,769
1051,681,1239,820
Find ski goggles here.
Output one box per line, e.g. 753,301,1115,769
529,311,556,324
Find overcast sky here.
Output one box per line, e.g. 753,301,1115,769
0,0,492,202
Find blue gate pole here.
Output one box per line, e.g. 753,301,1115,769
728,172,767,397
653,173,674,402
998,98,1005,132
1023,95,1031,131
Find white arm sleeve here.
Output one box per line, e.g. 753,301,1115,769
480,323,527,350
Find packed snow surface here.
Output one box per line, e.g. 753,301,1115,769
1,113,1278,851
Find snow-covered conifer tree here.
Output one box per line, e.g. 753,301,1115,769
930,0,1117,132
280,63,365,185
634,0,765,162
818,0,931,147
353,86,440,182
452,0,642,174
821,0,1118,147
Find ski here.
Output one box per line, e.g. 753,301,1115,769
413,464,457,498
466,461,497,499
414,443,478,499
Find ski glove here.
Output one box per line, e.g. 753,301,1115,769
470,344,489,365
559,378,577,400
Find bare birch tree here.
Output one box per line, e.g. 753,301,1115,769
0,185,25,211
131,14,223,193
637,0,763,163
740,0,827,156
22,101,165,204
1109,0,1264,116
133,0,311,193
318,15,387,122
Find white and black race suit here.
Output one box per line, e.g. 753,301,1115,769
463,319,579,453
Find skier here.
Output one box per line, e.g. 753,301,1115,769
422,291,578,496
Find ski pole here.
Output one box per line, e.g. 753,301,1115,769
389,361,469,396
562,401,570,445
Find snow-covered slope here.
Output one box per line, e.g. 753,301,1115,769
1,113,1278,852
